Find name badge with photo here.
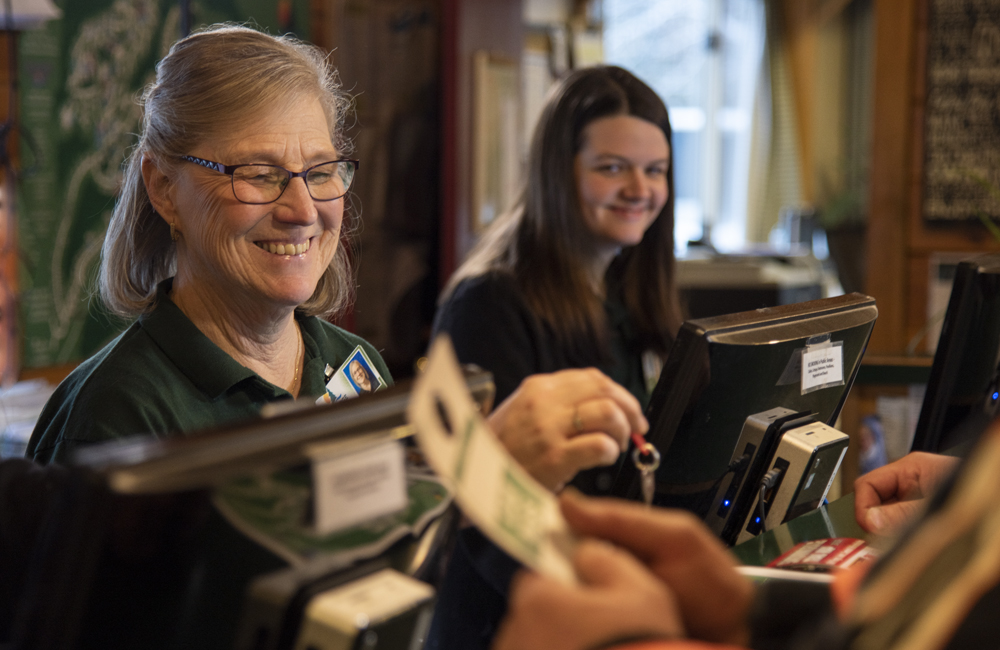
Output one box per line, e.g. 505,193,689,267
317,345,388,404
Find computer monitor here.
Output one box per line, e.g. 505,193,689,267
612,293,877,521
11,371,494,650
911,254,1000,454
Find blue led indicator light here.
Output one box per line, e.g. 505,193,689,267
723,500,730,507
993,391,998,401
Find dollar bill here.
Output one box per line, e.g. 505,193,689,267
407,335,579,585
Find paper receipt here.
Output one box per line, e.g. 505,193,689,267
407,335,579,585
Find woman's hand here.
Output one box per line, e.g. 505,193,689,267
485,368,648,490
854,451,959,534
492,539,684,650
559,491,754,647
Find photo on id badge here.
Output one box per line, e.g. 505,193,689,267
324,346,387,402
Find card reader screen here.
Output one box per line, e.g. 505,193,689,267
785,443,846,522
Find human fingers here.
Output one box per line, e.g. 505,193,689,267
492,572,569,650
486,369,647,489
493,549,682,650
572,540,683,637
862,499,927,535
571,397,635,451
561,434,623,471
564,368,649,437
561,490,733,567
525,430,625,490
907,452,960,487
853,467,904,525
853,453,958,527
520,368,648,437
560,491,752,646
573,540,675,605
517,433,622,491
491,368,647,445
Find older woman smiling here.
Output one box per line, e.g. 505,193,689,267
26,25,646,499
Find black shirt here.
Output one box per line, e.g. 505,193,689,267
427,270,656,650
433,271,651,408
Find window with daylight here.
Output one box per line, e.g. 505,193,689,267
603,0,765,253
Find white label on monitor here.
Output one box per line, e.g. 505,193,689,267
801,342,844,394
312,440,408,534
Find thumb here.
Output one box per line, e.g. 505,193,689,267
864,499,925,534
574,540,649,588
561,433,623,471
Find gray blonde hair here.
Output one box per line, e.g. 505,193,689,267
100,23,354,318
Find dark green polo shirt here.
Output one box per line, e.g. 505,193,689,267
27,288,391,465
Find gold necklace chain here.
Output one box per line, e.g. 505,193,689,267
291,320,302,393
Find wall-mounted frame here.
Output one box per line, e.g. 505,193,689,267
471,50,520,233
921,0,1000,222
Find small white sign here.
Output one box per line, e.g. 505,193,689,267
801,343,844,393
312,440,408,534
296,569,435,647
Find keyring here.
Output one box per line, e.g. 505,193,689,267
632,442,661,472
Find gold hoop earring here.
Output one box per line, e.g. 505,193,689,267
170,222,179,242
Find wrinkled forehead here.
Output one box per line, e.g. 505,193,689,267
197,91,339,161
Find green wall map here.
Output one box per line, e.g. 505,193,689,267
18,0,308,367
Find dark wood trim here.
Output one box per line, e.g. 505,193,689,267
439,0,458,287
867,0,917,355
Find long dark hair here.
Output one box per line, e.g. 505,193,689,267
444,65,682,360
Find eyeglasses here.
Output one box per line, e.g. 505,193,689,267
179,155,359,205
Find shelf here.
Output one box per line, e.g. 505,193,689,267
855,354,933,385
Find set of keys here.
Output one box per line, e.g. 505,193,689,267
630,432,661,507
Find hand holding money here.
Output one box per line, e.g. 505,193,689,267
559,491,753,647
492,538,685,650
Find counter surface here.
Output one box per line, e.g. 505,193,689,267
731,493,866,565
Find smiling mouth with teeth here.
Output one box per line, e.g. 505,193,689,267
255,239,311,256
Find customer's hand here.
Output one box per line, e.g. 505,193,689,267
854,451,959,535
486,368,647,491
559,491,753,646
492,539,683,650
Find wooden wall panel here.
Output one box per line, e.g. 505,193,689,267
907,253,929,352
849,0,1000,494
866,0,916,355
439,0,523,284
869,0,1000,357
309,0,446,379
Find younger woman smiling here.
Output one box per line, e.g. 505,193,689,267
434,65,682,426
428,65,683,650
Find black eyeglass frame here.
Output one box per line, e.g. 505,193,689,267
179,155,360,205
